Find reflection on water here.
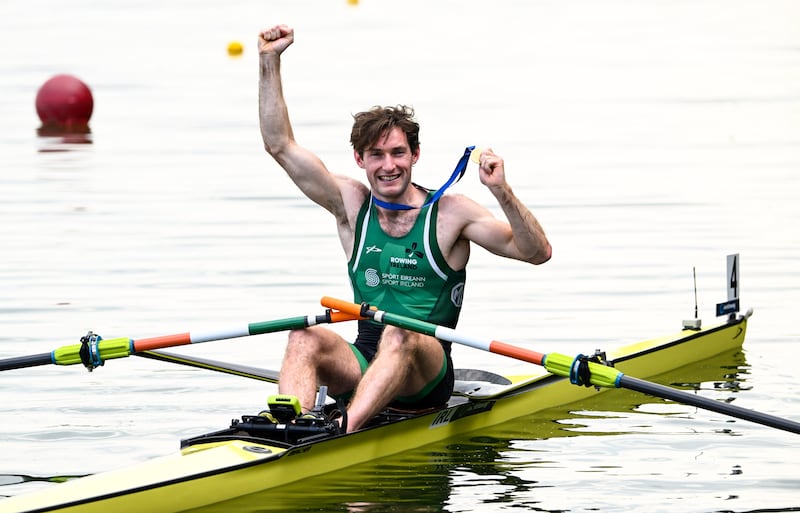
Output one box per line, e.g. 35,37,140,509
181,438,516,513
0,474,83,489
35,125,93,153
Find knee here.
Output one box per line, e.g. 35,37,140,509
379,326,421,355
286,327,326,354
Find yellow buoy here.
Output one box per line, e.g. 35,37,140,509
227,41,244,56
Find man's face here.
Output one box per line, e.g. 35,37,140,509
355,127,419,201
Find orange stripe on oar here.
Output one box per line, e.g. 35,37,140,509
134,333,192,352
489,340,545,366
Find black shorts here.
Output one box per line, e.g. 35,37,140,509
348,320,454,409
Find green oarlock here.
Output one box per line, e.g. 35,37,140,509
52,338,133,366
586,361,622,388
542,352,622,389
540,352,573,379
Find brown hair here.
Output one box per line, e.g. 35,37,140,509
349,105,420,157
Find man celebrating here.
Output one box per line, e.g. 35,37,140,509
258,24,551,432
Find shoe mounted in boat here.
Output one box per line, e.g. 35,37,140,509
243,387,343,440
264,394,302,423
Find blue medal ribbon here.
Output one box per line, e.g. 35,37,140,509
371,146,475,210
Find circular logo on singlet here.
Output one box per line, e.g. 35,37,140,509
365,268,380,287
451,282,464,307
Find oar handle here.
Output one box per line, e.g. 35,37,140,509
329,309,364,323
321,297,367,318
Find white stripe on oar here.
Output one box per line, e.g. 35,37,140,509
437,326,492,352
191,327,250,343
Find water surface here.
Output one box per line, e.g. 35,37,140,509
1,0,799,511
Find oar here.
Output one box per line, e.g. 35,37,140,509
0,310,359,372
320,296,800,435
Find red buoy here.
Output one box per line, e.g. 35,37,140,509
35,74,94,130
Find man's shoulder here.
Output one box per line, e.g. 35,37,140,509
434,194,479,233
437,193,481,214
338,177,369,206
335,176,370,222
436,194,492,236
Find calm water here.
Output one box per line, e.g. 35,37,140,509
1,0,799,511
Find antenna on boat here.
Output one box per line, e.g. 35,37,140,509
682,266,702,330
693,266,699,320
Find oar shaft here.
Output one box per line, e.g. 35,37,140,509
131,312,360,360
133,314,340,352
1,310,361,372
620,375,800,434
321,296,800,435
0,353,52,372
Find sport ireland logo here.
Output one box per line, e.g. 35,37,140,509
364,268,380,287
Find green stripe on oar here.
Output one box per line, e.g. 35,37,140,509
320,296,800,435
0,310,360,373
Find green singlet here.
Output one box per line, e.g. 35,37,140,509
348,190,466,330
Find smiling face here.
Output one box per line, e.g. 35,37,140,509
354,127,421,203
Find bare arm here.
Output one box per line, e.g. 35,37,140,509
459,148,552,265
258,25,354,220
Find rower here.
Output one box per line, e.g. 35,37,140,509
257,23,551,432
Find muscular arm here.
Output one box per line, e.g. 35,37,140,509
457,148,551,265
258,25,354,220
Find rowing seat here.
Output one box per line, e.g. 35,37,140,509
382,369,515,415
452,368,513,398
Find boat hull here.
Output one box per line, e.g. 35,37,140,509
0,315,749,513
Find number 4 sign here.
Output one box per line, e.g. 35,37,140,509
717,254,740,317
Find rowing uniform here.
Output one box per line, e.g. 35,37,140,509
346,190,466,407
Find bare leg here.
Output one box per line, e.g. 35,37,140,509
345,326,445,431
278,326,362,413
